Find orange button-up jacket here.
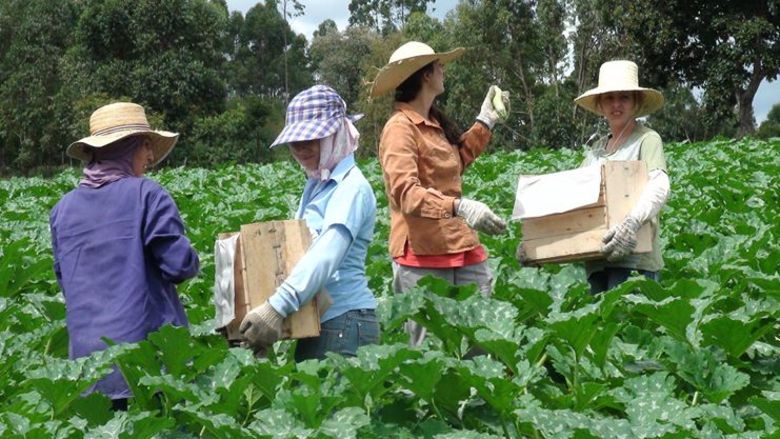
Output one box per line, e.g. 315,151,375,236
378,102,492,257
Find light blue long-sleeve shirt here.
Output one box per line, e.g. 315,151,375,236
268,154,377,322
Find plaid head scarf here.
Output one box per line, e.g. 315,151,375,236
270,85,363,147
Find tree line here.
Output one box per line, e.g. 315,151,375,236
0,0,777,174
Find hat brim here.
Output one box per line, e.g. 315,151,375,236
67,129,179,166
269,113,364,148
575,87,664,117
370,47,466,98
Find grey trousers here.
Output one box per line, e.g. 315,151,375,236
392,261,493,347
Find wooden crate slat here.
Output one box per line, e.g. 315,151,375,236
522,206,606,240
522,228,606,262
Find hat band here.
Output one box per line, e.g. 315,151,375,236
92,123,151,136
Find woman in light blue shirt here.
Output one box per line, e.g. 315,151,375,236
239,85,379,361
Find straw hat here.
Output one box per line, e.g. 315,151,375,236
369,41,465,98
67,102,178,165
574,60,664,117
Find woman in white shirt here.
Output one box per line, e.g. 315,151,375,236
574,60,671,294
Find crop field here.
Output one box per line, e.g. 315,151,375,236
0,138,778,437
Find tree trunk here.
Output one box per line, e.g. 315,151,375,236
511,51,534,135
282,0,290,106
736,60,764,138
572,41,589,119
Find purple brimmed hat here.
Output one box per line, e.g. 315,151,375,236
270,85,363,147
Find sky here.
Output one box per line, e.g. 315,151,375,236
225,0,778,124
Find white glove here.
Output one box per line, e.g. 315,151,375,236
239,302,283,354
602,216,641,261
629,169,670,223
476,85,510,129
456,198,507,235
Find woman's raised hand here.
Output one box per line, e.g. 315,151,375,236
476,85,510,129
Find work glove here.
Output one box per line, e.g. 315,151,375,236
239,302,283,354
476,85,510,129
515,242,536,267
456,198,507,235
602,216,641,261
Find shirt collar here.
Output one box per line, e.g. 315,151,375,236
315,153,355,184
393,102,442,129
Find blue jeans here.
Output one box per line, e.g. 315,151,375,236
587,267,659,294
294,309,379,362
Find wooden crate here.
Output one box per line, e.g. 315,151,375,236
221,220,321,341
520,161,653,264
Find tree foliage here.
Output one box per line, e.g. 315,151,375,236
0,0,777,174
75,0,228,123
310,25,378,106
646,86,708,143
0,0,79,171
757,103,780,139
602,0,780,137
227,0,312,100
348,0,434,35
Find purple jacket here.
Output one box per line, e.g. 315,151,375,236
50,177,199,399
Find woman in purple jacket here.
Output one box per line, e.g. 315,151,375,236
50,102,199,410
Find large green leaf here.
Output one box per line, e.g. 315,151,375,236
632,298,695,343
397,351,447,402
318,407,372,439
662,340,750,403
749,397,780,422
547,305,600,358
611,372,697,435
332,343,420,407
700,316,774,358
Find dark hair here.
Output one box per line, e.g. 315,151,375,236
394,61,463,146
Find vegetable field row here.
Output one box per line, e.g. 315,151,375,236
0,138,778,437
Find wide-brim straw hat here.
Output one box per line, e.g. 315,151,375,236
369,41,465,98
67,102,178,166
270,84,363,147
574,60,664,117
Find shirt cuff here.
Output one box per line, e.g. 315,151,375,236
475,118,493,130
268,283,298,318
474,119,492,131
446,196,457,217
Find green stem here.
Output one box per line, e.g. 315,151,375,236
242,387,255,426
500,416,512,438
572,347,579,397
691,391,699,406
431,399,447,424
534,352,548,369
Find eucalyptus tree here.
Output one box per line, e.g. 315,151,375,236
226,0,311,100
348,0,435,35
310,24,378,107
